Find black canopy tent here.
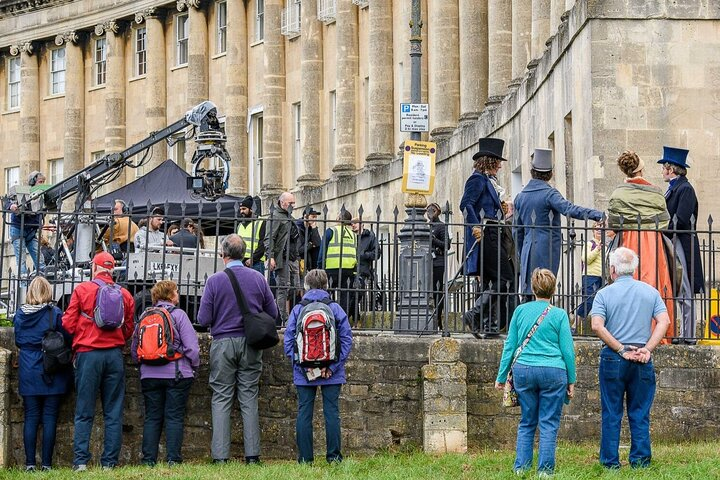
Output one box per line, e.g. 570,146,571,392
94,160,246,235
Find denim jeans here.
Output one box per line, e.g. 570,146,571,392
10,226,41,276
512,364,568,474
141,377,194,465
23,394,62,467
73,348,125,467
599,348,656,468
296,384,342,463
250,261,265,275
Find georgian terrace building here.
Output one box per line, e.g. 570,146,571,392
0,0,718,222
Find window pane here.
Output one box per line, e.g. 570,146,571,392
256,0,265,41
136,28,147,76
217,2,227,53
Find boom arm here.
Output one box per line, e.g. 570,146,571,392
29,101,226,212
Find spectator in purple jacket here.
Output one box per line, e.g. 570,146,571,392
284,269,353,464
131,280,199,467
198,234,278,464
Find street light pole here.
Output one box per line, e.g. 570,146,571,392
409,0,422,142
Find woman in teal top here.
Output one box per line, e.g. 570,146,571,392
495,268,576,475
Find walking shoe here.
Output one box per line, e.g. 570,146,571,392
40,466,52,472
212,459,228,464
24,465,35,472
72,464,87,472
101,465,115,471
245,456,261,465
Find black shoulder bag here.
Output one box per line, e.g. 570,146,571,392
224,268,279,350
42,307,72,377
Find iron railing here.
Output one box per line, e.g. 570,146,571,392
1,201,719,343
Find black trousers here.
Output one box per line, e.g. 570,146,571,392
326,268,357,322
476,224,517,333
432,265,446,329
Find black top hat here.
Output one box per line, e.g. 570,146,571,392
472,137,507,161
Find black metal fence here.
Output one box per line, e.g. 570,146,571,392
2,201,719,343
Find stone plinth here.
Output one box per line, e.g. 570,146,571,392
422,338,467,454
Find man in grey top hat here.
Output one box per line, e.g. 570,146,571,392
514,148,603,301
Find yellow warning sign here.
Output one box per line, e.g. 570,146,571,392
698,288,720,345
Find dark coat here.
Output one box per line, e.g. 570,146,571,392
169,228,198,249
297,219,321,271
665,176,704,293
430,220,451,267
459,171,503,276
356,228,380,278
264,206,297,269
14,305,72,396
514,179,603,295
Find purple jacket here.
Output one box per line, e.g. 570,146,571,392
197,262,278,339
131,301,200,380
283,289,353,386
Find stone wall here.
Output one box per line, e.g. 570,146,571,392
0,329,718,467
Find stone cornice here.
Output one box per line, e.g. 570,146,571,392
0,0,73,20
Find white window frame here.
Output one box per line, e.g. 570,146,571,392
217,1,227,54
7,57,20,109
135,27,147,76
176,13,189,66
248,108,264,195
281,0,301,38
48,158,64,185
317,0,336,23
293,102,301,178
255,0,265,42
50,47,66,95
329,90,336,166
94,37,107,86
5,166,19,194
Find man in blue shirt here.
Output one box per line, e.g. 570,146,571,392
591,247,670,469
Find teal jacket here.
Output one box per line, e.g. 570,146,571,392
496,300,576,384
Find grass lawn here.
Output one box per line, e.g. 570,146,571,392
4,442,719,479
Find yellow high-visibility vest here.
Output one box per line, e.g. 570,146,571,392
325,225,357,270
237,220,266,262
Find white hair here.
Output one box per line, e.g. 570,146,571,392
609,247,638,276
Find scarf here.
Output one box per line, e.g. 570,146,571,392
489,175,506,200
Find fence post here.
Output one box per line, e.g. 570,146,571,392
421,338,467,453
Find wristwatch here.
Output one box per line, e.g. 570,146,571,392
616,345,627,357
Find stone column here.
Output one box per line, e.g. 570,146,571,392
10,42,40,182
225,0,248,194
56,31,84,178
531,0,550,60
137,8,167,171
181,0,209,108
422,338,467,453
487,0,512,102
298,0,322,186
459,0,487,122
550,0,564,33
512,0,532,81
334,0,358,176
428,0,459,139
262,0,285,194
98,21,126,191
366,0,393,165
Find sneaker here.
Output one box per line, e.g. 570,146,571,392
40,466,52,472
72,464,87,472
212,459,228,464
245,456,261,465
102,465,114,471
25,465,36,472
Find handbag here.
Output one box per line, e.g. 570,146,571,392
224,268,279,350
502,305,552,408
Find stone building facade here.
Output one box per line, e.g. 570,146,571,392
0,0,718,221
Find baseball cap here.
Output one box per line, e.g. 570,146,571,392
93,252,115,269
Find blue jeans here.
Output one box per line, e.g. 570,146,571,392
599,348,656,468
73,348,125,467
575,275,602,317
141,377,194,464
250,260,265,275
512,364,568,474
296,384,342,463
23,394,62,467
10,226,41,276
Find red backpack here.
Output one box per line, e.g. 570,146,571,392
294,297,339,368
135,306,183,365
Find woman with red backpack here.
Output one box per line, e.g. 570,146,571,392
130,280,200,466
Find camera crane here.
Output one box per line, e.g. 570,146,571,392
25,101,231,214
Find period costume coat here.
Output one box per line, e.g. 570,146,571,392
513,179,603,295
665,176,704,293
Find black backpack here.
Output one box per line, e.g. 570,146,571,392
42,307,72,375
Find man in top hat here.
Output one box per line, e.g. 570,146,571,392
659,146,704,343
514,148,603,301
237,195,267,274
459,137,518,336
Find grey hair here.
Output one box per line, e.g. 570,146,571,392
304,269,329,291
222,234,246,260
609,247,638,276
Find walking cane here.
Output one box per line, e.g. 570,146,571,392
419,237,480,336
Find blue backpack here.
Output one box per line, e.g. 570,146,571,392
85,278,125,330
